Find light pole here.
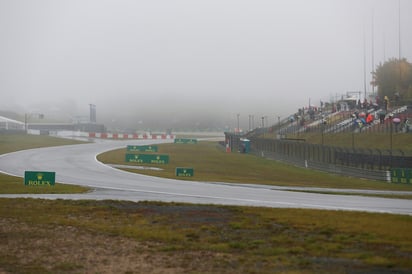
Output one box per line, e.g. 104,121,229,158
392,116,401,168
24,113,44,134
398,0,401,60
321,121,325,145
351,114,356,149
389,113,394,168
277,116,281,138
236,113,240,135
261,116,265,137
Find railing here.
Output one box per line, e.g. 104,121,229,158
224,132,393,181
247,137,412,181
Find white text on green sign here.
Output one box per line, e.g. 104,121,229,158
125,154,169,164
391,168,412,184
174,138,198,144
24,171,56,186
175,167,194,177
127,145,158,152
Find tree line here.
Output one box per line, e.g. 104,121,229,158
372,58,412,105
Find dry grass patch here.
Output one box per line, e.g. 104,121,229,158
1,199,411,274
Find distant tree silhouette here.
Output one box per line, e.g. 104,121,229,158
371,58,412,104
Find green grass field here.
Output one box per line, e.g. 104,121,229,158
0,133,87,154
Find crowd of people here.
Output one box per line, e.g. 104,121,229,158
285,95,411,134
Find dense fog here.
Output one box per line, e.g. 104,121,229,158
1,0,411,131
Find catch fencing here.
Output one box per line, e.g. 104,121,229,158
224,132,412,181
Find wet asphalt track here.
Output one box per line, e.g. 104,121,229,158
1,139,412,215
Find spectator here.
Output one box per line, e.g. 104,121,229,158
384,96,389,111
363,98,368,109
403,118,410,133
366,113,373,124
379,112,385,124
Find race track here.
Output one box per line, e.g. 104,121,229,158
1,139,412,215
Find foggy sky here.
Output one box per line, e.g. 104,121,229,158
1,0,411,130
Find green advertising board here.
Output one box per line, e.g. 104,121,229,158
175,167,194,177
127,145,158,152
125,154,169,164
391,168,411,184
24,171,56,186
174,138,198,144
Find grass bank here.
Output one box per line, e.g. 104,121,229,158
1,199,411,274
0,133,87,154
0,133,89,194
97,141,412,191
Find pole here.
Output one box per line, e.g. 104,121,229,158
398,0,402,94
277,116,281,139
389,114,393,168
236,114,240,135
321,122,324,145
363,28,367,100
351,115,355,149
371,9,375,96
296,116,299,137
399,0,401,60
352,131,355,149
261,116,265,138
390,121,393,168
25,113,27,134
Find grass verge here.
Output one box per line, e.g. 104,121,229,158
1,199,411,274
97,141,412,192
0,133,89,194
0,174,88,194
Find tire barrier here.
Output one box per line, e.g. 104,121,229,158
88,132,175,139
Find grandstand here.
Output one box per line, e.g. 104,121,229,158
225,102,412,181
0,116,25,132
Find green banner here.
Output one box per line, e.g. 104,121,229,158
125,154,169,164
391,168,411,184
24,171,56,186
174,138,198,144
175,167,194,177
127,145,158,152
